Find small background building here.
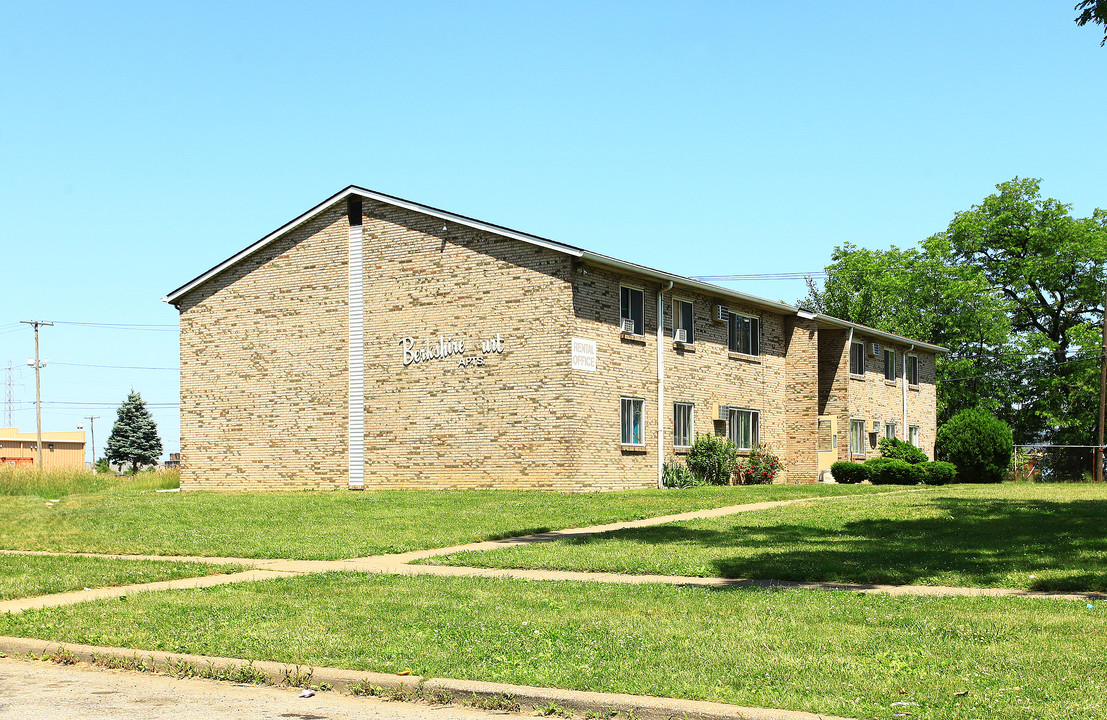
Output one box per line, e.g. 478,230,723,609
0,427,86,470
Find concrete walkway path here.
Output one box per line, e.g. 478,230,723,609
2,488,1104,614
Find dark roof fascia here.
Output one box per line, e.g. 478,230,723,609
163,186,588,305
816,316,948,354
160,186,945,353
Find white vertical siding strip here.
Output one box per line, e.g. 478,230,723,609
348,223,366,488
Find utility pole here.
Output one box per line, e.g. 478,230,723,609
84,416,100,468
20,321,52,471
4,361,13,427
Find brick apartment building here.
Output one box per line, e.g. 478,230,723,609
165,187,943,491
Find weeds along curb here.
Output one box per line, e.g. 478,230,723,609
0,636,420,695
0,636,858,720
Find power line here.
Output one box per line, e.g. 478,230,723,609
44,321,178,332
51,362,178,371
690,272,828,281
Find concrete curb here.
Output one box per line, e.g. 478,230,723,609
0,636,858,720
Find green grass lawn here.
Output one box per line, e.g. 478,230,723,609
0,573,1102,720
0,555,242,600
424,484,1107,592
0,484,884,560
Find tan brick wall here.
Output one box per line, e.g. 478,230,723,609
176,205,350,490
784,317,820,482
843,335,938,461
566,273,792,486
174,195,940,491
357,200,584,490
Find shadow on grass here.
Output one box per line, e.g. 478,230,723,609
575,497,1107,591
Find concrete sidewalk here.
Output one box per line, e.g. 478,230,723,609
2,487,1104,615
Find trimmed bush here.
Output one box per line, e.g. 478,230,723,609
830,461,870,484
878,436,927,464
920,460,957,486
866,457,924,485
685,433,739,485
935,408,1013,483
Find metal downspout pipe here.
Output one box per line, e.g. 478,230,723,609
657,280,674,488
903,344,914,445
846,328,854,458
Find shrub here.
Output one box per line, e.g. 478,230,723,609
661,461,701,489
734,444,784,484
685,433,739,485
920,460,957,485
878,436,927,464
935,408,1013,483
830,461,870,484
866,457,924,485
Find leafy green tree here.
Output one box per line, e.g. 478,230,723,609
104,391,163,474
804,178,1107,456
948,178,1107,445
802,235,1010,423
1075,0,1107,45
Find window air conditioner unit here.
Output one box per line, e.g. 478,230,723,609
715,305,729,323
674,328,688,343
620,318,636,334
870,342,881,356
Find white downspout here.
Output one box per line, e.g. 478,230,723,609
846,328,854,459
657,280,673,488
902,344,914,444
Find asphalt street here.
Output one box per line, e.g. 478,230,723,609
0,657,519,720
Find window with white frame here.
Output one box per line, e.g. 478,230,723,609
909,425,920,447
673,402,694,449
620,286,644,335
885,422,896,439
850,341,865,376
728,313,760,355
884,348,895,381
850,419,866,455
728,408,759,451
907,354,920,385
673,299,694,344
620,396,644,446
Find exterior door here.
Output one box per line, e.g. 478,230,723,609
817,415,837,482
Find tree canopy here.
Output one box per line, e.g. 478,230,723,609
804,178,1107,455
104,390,164,473
1075,0,1107,45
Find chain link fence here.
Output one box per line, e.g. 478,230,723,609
1011,445,1105,482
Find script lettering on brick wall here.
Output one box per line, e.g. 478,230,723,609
400,333,505,369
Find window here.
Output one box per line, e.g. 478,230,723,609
885,422,896,439
909,425,920,447
884,348,895,381
673,402,694,448
850,341,865,376
728,408,759,451
620,397,644,445
620,287,644,335
850,419,866,455
673,299,694,344
907,354,920,385
729,313,760,355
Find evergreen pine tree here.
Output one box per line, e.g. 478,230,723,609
104,390,163,474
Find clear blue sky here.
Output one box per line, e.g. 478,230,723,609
2,2,1104,462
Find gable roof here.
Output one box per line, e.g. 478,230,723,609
163,185,947,353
